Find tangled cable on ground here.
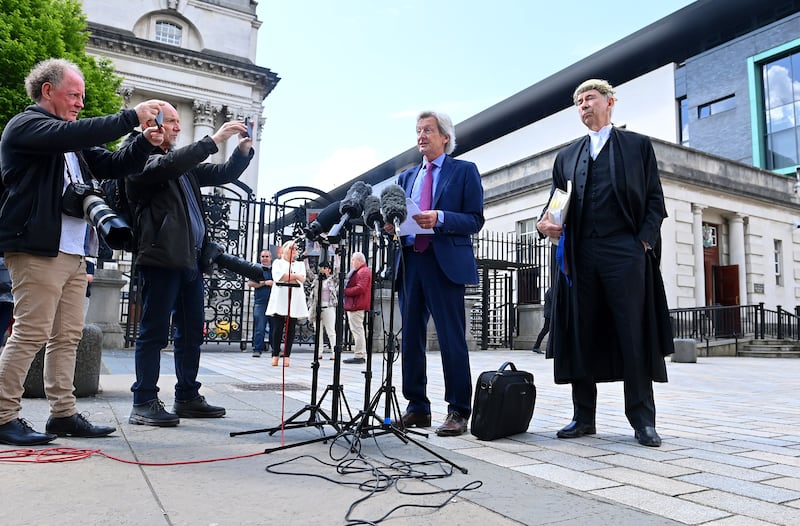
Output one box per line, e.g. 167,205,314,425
265,429,483,526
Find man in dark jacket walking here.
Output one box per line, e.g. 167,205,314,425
126,102,253,427
532,288,552,354
0,58,162,445
537,79,673,447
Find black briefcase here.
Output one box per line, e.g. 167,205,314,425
470,361,536,441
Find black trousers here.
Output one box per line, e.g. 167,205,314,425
270,315,297,358
572,234,656,429
533,318,550,349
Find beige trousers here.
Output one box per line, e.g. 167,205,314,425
347,310,366,359
0,252,86,424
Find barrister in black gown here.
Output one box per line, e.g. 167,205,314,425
536,79,674,447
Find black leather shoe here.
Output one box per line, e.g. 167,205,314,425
130,399,180,427
556,420,596,439
343,357,365,364
532,348,544,354
46,413,115,438
634,426,662,447
399,411,431,428
173,395,226,418
0,418,57,446
436,412,468,437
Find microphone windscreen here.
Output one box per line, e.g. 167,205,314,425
339,181,372,216
362,195,383,225
380,184,407,223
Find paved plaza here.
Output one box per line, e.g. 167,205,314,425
2,346,799,525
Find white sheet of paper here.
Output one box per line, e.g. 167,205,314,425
399,198,434,235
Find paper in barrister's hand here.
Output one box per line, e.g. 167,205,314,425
546,180,572,245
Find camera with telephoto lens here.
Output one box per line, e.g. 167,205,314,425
199,242,265,282
62,180,132,250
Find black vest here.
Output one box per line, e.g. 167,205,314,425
579,142,630,238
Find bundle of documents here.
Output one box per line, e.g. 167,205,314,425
546,180,572,246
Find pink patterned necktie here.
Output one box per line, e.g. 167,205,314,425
414,162,434,252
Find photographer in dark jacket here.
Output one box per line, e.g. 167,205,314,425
0,58,162,446
126,102,253,427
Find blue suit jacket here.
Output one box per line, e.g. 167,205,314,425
397,155,485,285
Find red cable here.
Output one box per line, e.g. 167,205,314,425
0,446,265,465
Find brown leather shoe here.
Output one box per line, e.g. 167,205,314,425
400,411,431,428
435,412,468,437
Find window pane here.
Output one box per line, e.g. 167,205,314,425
679,98,689,145
767,103,794,133
764,57,793,109
155,21,182,46
766,128,798,169
710,96,736,113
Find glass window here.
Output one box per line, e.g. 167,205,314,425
518,219,536,243
155,21,182,46
762,52,800,170
678,97,690,146
698,95,736,119
767,127,798,168
774,239,783,286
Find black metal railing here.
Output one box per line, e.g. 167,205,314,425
669,303,800,342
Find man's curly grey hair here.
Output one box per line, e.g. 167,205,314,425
24,58,83,103
572,79,616,105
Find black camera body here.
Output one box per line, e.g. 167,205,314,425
62,180,132,250
200,242,265,282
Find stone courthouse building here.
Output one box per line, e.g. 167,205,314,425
81,0,278,196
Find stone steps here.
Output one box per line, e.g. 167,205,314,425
738,339,800,358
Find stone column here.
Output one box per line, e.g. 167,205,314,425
728,213,747,304
193,99,218,144
86,268,127,349
692,203,706,306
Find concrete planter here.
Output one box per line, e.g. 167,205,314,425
23,323,104,398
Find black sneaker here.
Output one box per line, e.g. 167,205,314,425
173,395,226,418
343,357,365,364
129,399,180,427
0,418,57,446
46,413,116,438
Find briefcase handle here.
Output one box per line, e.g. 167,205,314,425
498,361,517,372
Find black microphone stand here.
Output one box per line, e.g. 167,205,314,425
231,240,341,439
258,224,358,454
339,228,468,474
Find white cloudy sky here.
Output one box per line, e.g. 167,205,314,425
254,0,696,199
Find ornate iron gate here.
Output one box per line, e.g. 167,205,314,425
116,189,551,350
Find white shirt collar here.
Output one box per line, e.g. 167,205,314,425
588,124,613,159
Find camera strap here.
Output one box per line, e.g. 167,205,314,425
63,152,85,187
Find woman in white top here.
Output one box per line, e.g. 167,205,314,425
266,240,308,367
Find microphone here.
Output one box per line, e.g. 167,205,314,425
362,195,383,236
329,181,372,237
305,200,342,240
380,184,407,236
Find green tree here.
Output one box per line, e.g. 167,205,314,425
0,0,123,134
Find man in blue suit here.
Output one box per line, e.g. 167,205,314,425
395,111,484,437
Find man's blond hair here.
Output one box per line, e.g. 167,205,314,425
573,79,616,105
